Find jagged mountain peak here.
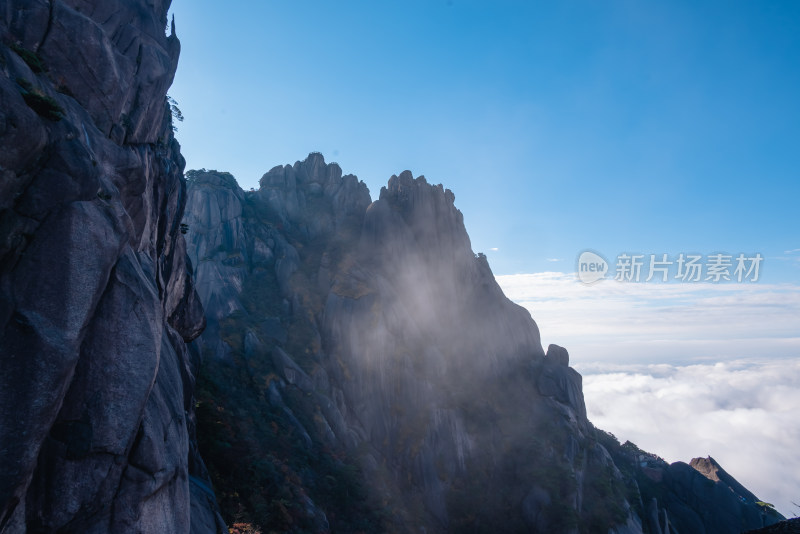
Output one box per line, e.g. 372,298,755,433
379,170,460,229
383,169,456,204
182,156,784,533
259,152,359,193
182,159,606,532
691,455,760,503
254,153,371,236
186,169,243,190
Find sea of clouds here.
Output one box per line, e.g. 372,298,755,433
497,272,800,516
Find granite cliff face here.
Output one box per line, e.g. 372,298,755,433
0,1,222,532
598,443,785,534
183,154,783,533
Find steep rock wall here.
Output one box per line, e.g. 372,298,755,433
185,157,629,533
0,1,222,532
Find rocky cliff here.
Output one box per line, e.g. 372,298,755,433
0,1,222,532
183,154,784,533
597,440,785,534
0,3,783,530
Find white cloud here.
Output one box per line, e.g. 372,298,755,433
490,247,499,251
496,272,800,365
579,359,800,517
496,272,800,517
546,258,562,262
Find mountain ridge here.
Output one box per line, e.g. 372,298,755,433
183,156,784,533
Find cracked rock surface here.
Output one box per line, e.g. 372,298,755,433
0,1,223,532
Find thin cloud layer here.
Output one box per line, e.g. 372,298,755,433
579,359,800,517
497,272,800,364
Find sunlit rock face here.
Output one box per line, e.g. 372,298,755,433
0,2,223,532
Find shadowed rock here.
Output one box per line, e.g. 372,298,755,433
746,518,800,534
184,154,785,534
0,1,222,532
184,156,647,533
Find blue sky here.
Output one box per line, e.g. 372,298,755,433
168,0,799,282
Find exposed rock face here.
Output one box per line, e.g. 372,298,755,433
671,456,780,532
185,154,785,533
599,443,785,534
183,162,374,532
0,2,222,532
184,159,603,533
